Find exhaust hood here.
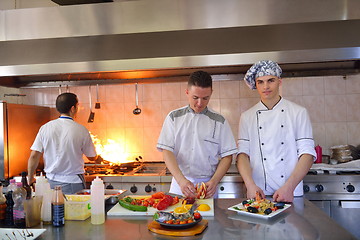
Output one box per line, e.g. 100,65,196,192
0,0,360,88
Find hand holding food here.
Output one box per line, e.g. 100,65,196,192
195,182,207,199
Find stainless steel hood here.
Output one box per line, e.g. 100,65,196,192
1,0,360,88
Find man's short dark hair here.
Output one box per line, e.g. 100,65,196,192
188,71,212,89
56,93,78,114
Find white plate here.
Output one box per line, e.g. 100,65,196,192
228,202,291,219
0,228,46,240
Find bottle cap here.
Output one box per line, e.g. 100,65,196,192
21,172,27,177
9,179,16,184
92,176,103,184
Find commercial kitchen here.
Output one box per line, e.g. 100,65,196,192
1,0,360,239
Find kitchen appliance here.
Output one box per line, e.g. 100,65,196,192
0,102,51,179
303,165,360,239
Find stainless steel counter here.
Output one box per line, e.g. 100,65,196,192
35,198,356,240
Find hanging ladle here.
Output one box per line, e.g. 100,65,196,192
133,83,141,115
87,85,95,123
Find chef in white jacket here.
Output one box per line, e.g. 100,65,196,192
237,60,316,203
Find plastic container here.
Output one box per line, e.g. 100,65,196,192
315,145,322,164
90,176,105,225
0,183,6,224
12,182,26,228
52,186,65,227
64,195,91,220
34,173,52,224
7,179,17,192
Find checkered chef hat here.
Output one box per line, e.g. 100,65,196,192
244,60,282,90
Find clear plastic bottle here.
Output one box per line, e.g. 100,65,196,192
90,176,105,225
35,173,52,224
12,182,26,228
7,179,17,192
51,186,64,227
0,183,7,225
21,172,32,200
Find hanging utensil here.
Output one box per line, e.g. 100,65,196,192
95,84,101,109
87,86,95,123
133,83,141,115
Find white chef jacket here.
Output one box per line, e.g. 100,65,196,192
237,98,316,196
31,116,97,183
157,106,237,194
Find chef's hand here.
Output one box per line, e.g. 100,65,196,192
179,179,196,198
204,180,217,198
272,185,294,203
95,155,104,164
246,184,265,199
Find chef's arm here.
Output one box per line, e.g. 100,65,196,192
87,155,104,164
206,155,232,198
27,150,42,185
236,153,265,199
273,153,314,202
162,149,196,198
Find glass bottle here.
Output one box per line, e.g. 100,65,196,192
21,172,32,200
4,184,15,226
51,186,65,227
12,182,26,228
0,182,7,225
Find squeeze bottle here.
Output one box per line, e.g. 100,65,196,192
12,182,26,228
91,176,105,224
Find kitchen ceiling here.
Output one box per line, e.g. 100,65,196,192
0,0,360,88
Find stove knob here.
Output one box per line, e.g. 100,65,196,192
303,185,310,193
106,183,114,189
130,185,138,193
145,184,152,193
315,184,324,192
152,187,157,192
219,186,225,191
346,184,355,193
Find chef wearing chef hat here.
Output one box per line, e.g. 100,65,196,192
237,60,316,203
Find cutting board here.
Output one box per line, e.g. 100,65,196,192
107,196,214,216
148,220,208,236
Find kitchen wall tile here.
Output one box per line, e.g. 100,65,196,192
325,122,348,150
302,95,325,123
105,84,124,103
104,102,125,128
284,96,304,107
162,82,181,101
229,124,238,142
347,122,360,147
312,123,326,153
303,76,324,96
142,101,163,127
239,98,259,113
143,83,162,102
208,99,220,113
161,101,182,119
124,84,142,104
212,81,220,99
346,74,360,94
282,77,303,96
324,75,346,95
179,82,188,101
143,127,162,160
73,86,91,105
220,99,240,126
219,81,240,99
125,127,144,154
325,95,347,122
347,94,360,121
239,80,258,98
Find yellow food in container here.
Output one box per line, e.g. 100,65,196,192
64,195,91,220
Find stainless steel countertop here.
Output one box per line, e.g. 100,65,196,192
36,198,356,240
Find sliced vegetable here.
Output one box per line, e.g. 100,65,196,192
119,199,148,212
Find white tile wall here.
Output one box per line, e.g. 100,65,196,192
7,72,360,160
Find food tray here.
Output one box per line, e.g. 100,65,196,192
228,202,291,219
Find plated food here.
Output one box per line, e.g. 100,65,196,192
228,192,290,219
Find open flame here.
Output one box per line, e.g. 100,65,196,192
90,133,130,164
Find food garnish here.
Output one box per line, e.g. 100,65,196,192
238,191,285,215
195,182,207,199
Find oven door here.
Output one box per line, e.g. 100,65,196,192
331,200,360,239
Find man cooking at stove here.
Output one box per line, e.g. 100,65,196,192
157,70,237,198
237,60,316,203
27,92,102,194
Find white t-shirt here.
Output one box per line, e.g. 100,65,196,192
31,116,96,183
237,98,316,196
157,106,237,179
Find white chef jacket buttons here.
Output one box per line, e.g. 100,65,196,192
281,158,284,161
281,109,284,112
281,175,284,178
261,143,264,145
281,125,284,127
259,126,262,129
281,142,284,144
264,158,266,161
